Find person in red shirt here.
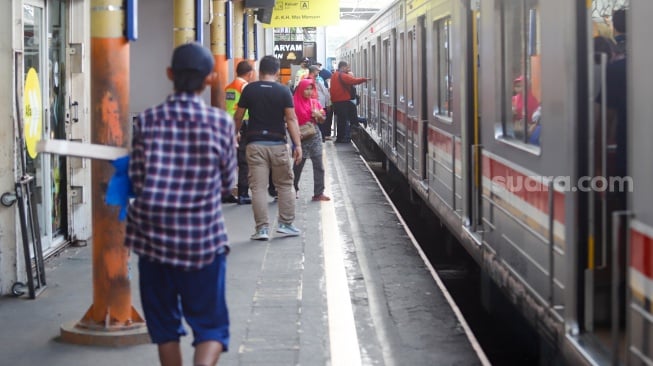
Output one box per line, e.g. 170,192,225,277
329,61,369,143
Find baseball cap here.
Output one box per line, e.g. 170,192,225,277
301,57,310,64
171,42,214,77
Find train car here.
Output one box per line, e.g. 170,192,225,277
337,0,639,364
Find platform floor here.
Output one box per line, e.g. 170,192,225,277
0,141,488,366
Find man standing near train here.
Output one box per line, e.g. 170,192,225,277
329,61,370,143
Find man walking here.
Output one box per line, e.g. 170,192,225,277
233,55,303,241
126,42,235,366
225,61,256,204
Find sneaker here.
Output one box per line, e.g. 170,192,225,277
222,194,238,204
250,227,270,241
276,223,300,236
238,195,252,205
312,194,330,202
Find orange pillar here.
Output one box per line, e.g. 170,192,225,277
60,0,148,346
211,0,228,109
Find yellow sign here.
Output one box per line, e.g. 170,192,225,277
264,0,340,28
24,68,42,159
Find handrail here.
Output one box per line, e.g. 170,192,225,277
548,180,555,306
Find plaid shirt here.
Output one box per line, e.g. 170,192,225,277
125,92,236,270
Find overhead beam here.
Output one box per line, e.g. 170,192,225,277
339,7,380,20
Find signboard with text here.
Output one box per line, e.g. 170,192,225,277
274,41,318,68
264,1,340,28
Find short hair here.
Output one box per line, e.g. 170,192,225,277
236,61,253,77
612,8,626,34
173,70,206,93
337,61,348,70
259,55,280,76
308,65,319,74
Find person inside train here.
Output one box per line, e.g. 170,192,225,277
511,75,540,141
612,8,627,57
595,8,628,182
330,61,370,143
292,78,330,202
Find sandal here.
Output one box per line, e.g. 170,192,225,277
311,194,331,202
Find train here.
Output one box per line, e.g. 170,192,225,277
336,0,651,364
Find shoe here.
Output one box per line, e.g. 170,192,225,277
312,194,330,202
222,194,238,203
276,223,300,236
250,227,270,241
268,187,278,199
238,195,252,205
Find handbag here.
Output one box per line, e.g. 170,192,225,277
299,122,317,141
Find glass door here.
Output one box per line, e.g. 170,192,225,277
23,0,67,254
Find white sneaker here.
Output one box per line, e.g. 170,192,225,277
250,227,270,241
276,223,300,236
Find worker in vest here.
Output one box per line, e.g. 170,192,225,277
224,61,256,204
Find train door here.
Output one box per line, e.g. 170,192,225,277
395,26,408,174
368,37,380,136
23,0,69,255
379,30,396,153
457,0,481,230
580,1,630,359
477,0,570,317
427,6,461,217
406,14,427,193
627,2,653,364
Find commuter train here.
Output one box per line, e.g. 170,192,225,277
337,0,652,364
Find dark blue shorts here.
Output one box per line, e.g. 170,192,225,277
138,253,229,350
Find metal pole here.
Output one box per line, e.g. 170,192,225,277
232,0,245,68
60,0,148,346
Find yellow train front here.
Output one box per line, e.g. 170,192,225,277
338,0,648,364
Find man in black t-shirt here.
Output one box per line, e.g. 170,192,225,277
234,56,303,241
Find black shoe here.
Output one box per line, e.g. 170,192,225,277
268,187,278,199
238,195,252,205
222,194,238,203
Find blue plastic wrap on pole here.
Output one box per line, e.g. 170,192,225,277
105,155,134,221
125,0,138,41
196,0,204,44
226,0,232,59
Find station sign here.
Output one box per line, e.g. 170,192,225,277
264,0,339,28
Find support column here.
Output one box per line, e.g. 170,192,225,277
60,0,148,346
232,0,245,68
211,0,228,109
246,9,256,63
173,0,195,45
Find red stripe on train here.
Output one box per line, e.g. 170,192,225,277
631,228,653,279
482,155,566,224
428,128,461,155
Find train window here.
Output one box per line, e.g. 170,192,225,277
433,17,453,120
497,0,542,149
382,38,390,96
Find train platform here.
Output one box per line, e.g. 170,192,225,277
0,140,488,366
